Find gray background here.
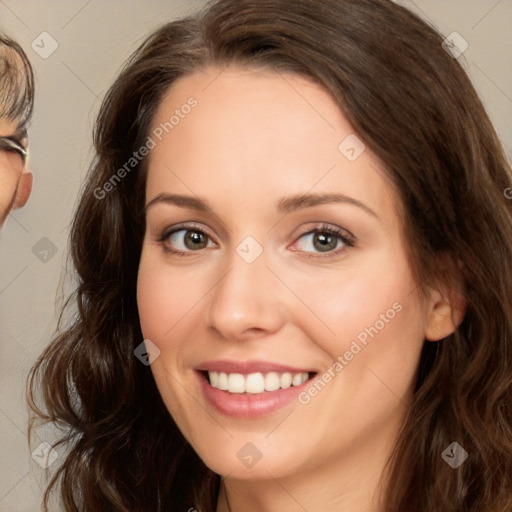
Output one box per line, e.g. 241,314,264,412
0,1,510,510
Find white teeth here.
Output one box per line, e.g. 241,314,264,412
280,372,292,389
209,371,219,388
245,372,265,394
207,371,310,394
227,373,245,393
217,372,228,391
292,373,303,386
265,372,281,391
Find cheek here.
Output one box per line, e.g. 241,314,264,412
0,155,22,213
136,257,197,423
137,265,167,342
289,251,427,405
137,254,205,343
288,251,422,348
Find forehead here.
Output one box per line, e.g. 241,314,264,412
153,66,344,144
146,66,397,222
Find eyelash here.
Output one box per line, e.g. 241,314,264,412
158,223,355,259
295,224,355,259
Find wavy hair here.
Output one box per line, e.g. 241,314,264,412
28,0,512,510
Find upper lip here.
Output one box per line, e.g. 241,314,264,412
196,359,315,375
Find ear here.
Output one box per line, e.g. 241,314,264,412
13,171,33,209
424,281,466,341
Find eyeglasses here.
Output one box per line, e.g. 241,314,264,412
0,136,28,163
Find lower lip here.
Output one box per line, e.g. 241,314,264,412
197,371,312,418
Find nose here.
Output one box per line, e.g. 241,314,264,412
205,247,286,341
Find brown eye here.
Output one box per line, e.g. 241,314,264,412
183,230,208,250
312,232,338,252
165,228,215,252
293,226,354,256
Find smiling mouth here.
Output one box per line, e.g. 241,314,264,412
202,370,317,394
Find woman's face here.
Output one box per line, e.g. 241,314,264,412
137,66,442,481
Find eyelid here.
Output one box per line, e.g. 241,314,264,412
288,223,355,257
159,222,218,249
293,222,356,243
293,222,354,240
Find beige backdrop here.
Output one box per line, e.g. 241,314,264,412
0,1,511,510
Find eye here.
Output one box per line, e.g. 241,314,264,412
160,226,216,254
292,224,355,257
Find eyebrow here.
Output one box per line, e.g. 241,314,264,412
145,192,378,218
277,192,378,218
145,193,213,213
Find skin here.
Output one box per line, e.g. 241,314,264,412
0,117,32,227
137,66,462,512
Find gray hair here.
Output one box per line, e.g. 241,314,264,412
0,33,34,127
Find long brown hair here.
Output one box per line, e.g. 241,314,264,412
28,0,512,510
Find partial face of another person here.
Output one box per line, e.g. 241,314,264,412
137,67,458,481
0,116,31,226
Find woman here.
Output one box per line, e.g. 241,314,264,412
0,33,34,227
28,0,512,510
